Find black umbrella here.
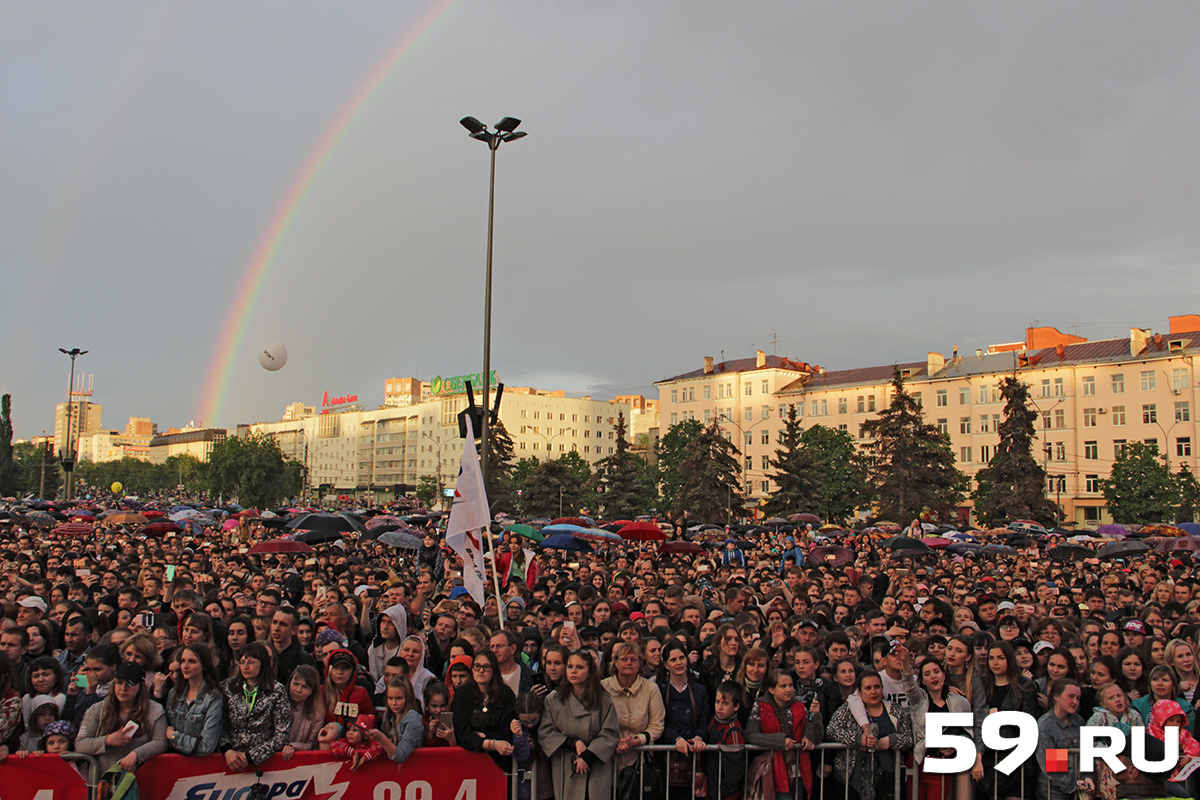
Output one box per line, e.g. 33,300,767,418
1097,540,1151,560
946,543,984,556
1048,544,1092,562
882,537,932,554
294,529,346,544
286,512,363,533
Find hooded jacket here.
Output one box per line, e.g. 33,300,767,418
367,603,409,682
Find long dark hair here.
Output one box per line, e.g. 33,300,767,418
228,641,276,694
173,643,222,698
470,649,506,702
557,650,604,709
984,641,1029,701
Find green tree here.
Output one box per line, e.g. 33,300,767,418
972,377,1061,526
762,403,821,518
0,395,16,497
656,419,704,518
860,367,967,522
12,441,60,499
1101,442,1179,524
593,413,657,518
415,475,440,509
484,419,516,510
520,456,589,519
205,433,302,508
164,454,207,494
673,419,744,523
1177,465,1200,523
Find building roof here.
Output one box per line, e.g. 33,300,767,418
779,362,927,394
657,355,812,384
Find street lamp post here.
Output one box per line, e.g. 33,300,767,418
58,347,88,501
459,115,527,490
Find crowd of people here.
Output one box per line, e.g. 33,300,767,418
0,497,1199,800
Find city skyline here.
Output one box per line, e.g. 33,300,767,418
4,3,1199,439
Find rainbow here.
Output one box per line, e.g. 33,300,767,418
195,0,461,427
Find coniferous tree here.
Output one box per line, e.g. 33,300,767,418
594,413,656,518
860,367,967,522
673,419,744,523
484,419,516,512
1177,465,1200,523
0,395,16,497
972,377,1060,526
656,419,704,516
521,456,590,519
762,404,821,517
1102,442,1180,524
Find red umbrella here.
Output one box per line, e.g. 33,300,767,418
659,540,705,555
249,539,314,555
618,521,667,541
143,521,183,536
142,510,165,518
52,522,94,536
551,517,592,528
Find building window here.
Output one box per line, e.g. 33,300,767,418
1141,370,1155,391
960,446,972,463
810,401,818,417
1082,376,1095,396
1054,378,1065,397
1112,374,1125,394
937,419,949,435
670,413,678,426
960,417,971,434
745,456,752,471
761,455,769,470
1173,368,1188,391
1041,411,1051,429
1086,474,1100,493
1083,409,1097,427
1179,437,1193,457
1041,379,1051,398
761,380,769,393
979,385,988,403
979,415,990,433
936,390,948,407
1177,402,1191,423
838,398,848,414
745,408,754,422
856,396,865,413
704,410,711,423
1112,406,1126,426
796,403,803,418
1142,404,1157,424
1054,442,1066,461
839,423,848,432
1054,408,1066,429
703,386,711,400
761,405,770,420
868,396,876,412
980,444,991,463
1144,438,1158,449
959,387,970,405
761,430,770,444
819,399,828,415
1084,441,1098,460
1114,440,1128,458
744,432,752,446
745,383,753,396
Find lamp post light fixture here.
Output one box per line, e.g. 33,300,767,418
459,115,527,490
58,347,88,501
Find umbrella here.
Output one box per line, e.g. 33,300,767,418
169,509,200,522
1178,523,1200,536
221,519,240,532
366,515,406,530
51,522,93,536
659,540,705,555
539,523,591,537
377,531,423,550
789,513,822,524
504,524,544,543
248,539,314,555
573,529,622,544
142,510,164,519
143,521,183,536
551,517,593,528
539,533,593,552
294,529,345,545
1141,524,1188,538
26,511,58,526
981,544,1016,555
1048,544,1092,561
287,513,364,533
258,517,290,529
1096,524,1128,538
1008,521,1049,534
1156,537,1200,553
617,521,667,541
946,543,984,556
689,529,729,545
921,537,954,549
1097,540,1151,560
810,545,854,566
882,537,932,554
763,517,789,526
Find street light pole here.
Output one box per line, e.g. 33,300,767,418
58,347,88,501
459,116,527,491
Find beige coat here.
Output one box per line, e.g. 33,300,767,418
539,689,621,800
602,675,665,770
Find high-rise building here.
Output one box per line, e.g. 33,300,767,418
53,401,102,456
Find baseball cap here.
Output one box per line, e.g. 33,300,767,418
115,661,146,685
17,596,47,613
449,587,470,600
1123,619,1148,635
997,601,1016,612
1033,641,1054,654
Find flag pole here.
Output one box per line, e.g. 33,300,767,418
487,522,505,631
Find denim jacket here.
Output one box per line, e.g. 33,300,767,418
166,685,224,756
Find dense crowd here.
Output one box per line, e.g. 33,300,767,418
1,498,1199,800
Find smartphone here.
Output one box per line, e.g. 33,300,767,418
122,720,139,737
77,568,91,577
439,712,454,730
166,565,176,581
73,674,89,689
135,611,154,629
563,621,576,633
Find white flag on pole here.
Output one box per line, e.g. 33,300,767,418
445,415,490,606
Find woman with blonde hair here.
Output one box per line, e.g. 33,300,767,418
121,632,161,687
602,641,664,770
1165,639,1199,699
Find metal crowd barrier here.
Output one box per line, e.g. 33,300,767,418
62,752,101,800
504,742,1119,800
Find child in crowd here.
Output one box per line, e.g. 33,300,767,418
511,693,546,800
371,676,424,765
330,714,385,771
422,682,455,747
707,681,747,800
282,665,325,759
41,720,77,755
19,695,61,752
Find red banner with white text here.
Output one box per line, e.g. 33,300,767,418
0,748,505,800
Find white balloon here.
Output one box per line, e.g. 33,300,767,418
259,342,288,371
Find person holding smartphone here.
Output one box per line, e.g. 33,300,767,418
76,661,167,773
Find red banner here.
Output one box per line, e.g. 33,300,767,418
0,754,90,800
136,748,505,800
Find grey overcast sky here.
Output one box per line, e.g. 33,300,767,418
3,2,1199,439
